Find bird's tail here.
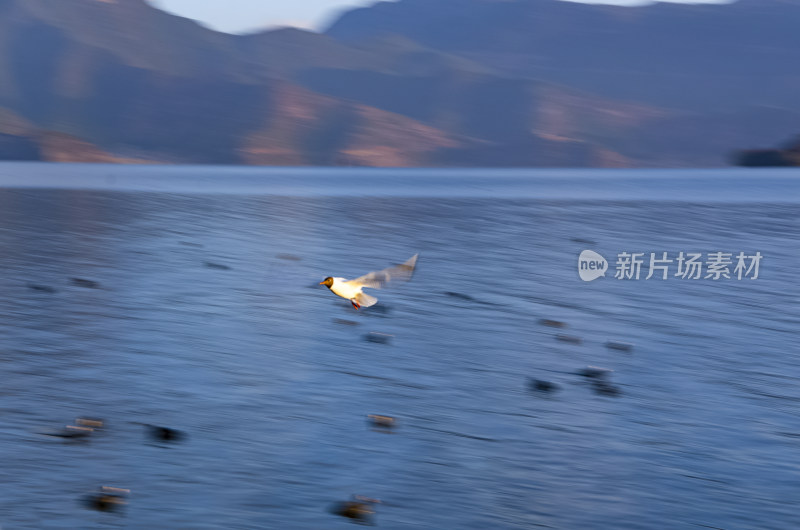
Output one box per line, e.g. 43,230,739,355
354,292,378,308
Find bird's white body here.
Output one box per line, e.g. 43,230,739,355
328,277,364,301
320,254,418,310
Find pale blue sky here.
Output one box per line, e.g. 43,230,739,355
149,0,731,34
149,0,373,33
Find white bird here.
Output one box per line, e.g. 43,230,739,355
319,254,418,310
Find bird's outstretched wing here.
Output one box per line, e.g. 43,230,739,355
354,292,379,308
349,254,418,290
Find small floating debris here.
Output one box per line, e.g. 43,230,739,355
75,417,104,429
575,366,622,396
83,487,130,513
367,414,396,430
276,253,302,261
142,424,186,444
605,341,634,352
334,319,360,326
576,366,613,379
539,319,566,328
42,424,94,440
556,334,582,345
42,417,102,440
364,332,393,345
71,278,100,289
443,291,476,302
528,378,560,393
27,283,57,293
330,495,380,524
204,261,231,270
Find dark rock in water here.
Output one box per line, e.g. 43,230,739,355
364,332,392,344
71,278,100,289
556,334,582,345
592,381,622,397
334,318,360,326
576,366,620,395
276,253,302,261
443,291,476,302
204,261,231,270
144,425,186,443
539,319,566,328
367,414,396,429
43,424,95,440
84,494,125,512
605,341,634,352
528,378,560,393
27,283,57,293
576,366,613,379
330,496,379,524
83,487,129,512
330,501,373,523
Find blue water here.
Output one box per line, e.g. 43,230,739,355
0,162,798,201
0,165,798,529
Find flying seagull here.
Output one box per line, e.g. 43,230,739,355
320,254,418,310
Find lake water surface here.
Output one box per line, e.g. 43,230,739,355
0,164,798,529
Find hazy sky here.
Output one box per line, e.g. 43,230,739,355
149,0,373,33
149,0,732,34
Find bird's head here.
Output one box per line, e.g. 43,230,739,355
319,277,334,288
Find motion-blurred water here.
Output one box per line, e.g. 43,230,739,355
0,166,798,529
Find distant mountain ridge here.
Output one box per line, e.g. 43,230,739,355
0,0,797,166
0,107,140,162
326,0,800,111
734,135,800,167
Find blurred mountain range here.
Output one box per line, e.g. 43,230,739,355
1,0,799,167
